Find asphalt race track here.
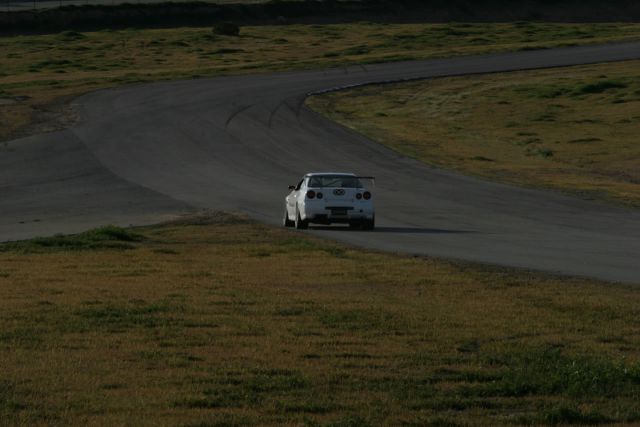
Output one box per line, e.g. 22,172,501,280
2,42,640,282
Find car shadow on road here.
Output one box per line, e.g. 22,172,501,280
310,226,475,234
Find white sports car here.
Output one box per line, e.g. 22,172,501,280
283,172,375,230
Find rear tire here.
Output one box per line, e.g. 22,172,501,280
295,208,308,230
283,207,294,228
363,216,375,231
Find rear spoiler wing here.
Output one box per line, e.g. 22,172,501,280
357,176,375,187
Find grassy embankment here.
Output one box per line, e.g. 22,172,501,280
1,213,640,425
308,60,640,206
2,22,640,141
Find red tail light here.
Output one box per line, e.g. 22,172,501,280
363,191,371,200
356,193,363,200
306,190,316,199
317,192,323,199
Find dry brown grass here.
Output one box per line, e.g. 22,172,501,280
1,213,640,425
2,22,640,141
308,60,640,206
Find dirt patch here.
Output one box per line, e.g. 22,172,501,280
2,95,79,143
158,210,253,227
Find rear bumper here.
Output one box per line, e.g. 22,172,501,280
301,204,374,223
308,215,370,225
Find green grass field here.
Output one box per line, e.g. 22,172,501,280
1,213,640,425
308,60,640,206
2,22,640,141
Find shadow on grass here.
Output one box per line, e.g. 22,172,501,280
310,225,476,234
0,225,143,253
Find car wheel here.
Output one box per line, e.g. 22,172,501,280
363,216,375,231
295,208,308,230
283,207,294,228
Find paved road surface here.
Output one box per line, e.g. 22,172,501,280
2,42,640,282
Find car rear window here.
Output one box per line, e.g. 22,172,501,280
308,175,362,188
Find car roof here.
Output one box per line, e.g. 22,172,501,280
304,172,357,177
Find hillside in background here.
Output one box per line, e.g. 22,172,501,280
2,0,640,35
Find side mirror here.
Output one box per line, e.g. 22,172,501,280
288,185,296,190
